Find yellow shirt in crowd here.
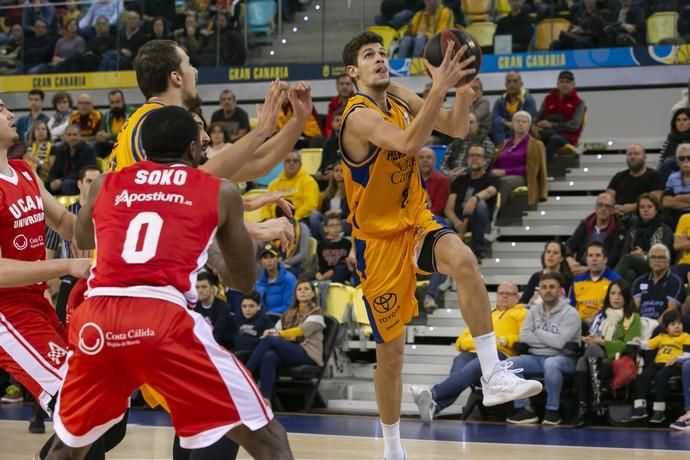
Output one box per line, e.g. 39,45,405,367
647,332,690,364
456,304,527,357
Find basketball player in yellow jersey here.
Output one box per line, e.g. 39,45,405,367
340,32,542,460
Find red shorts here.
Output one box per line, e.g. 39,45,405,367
0,294,67,412
53,296,272,449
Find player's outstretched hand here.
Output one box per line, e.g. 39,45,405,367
242,191,295,219
288,81,313,123
248,217,295,250
424,41,475,93
255,79,288,138
67,258,92,279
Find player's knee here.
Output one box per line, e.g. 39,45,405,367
377,344,404,374
446,240,478,277
253,420,292,459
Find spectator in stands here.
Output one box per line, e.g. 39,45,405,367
491,110,548,212
95,90,136,158
99,9,147,71
615,195,674,285
21,18,54,74
444,144,498,260
261,150,320,222
231,291,275,363
663,143,690,229
532,70,586,161
417,146,449,218
68,93,102,142
23,120,53,183
603,0,646,46
606,144,664,218
315,212,353,284
46,92,73,142
396,0,454,58
174,13,205,59
315,107,343,190
550,0,608,49
520,240,573,306
46,124,97,195
60,0,83,29
149,16,172,40
45,18,86,74
441,113,496,181
276,100,323,149
324,75,355,139
255,243,298,321
470,78,492,134
310,160,350,239
565,193,626,273
246,279,325,399
140,0,176,31
658,108,690,181
570,242,622,324
411,281,526,422
205,123,232,159
21,0,57,34
631,310,690,424
15,89,49,143
211,89,250,143
194,272,233,349
375,0,418,30
574,281,641,427
673,212,690,280
494,0,534,52
491,71,538,146
632,243,684,321
79,0,123,32
0,24,22,74
196,13,246,66
506,273,581,426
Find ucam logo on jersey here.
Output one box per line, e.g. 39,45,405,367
9,194,45,229
114,189,192,208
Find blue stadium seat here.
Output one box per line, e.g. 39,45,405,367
248,0,276,45
428,144,448,171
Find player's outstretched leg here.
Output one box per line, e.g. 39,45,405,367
433,233,543,406
226,418,293,460
374,333,407,460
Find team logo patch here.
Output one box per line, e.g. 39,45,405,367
78,322,105,356
372,293,398,314
47,341,67,365
12,234,27,251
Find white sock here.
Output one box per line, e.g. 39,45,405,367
653,401,666,412
473,331,500,377
633,399,646,408
381,419,405,460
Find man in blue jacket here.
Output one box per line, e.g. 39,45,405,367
255,243,297,322
491,72,537,145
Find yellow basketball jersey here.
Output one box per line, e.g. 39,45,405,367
339,93,428,239
107,102,164,172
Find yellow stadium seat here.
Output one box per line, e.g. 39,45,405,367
56,195,79,207
494,0,511,17
533,18,571,51
300,148,322,175
324,282,353,323
465,21,497,48
463,0,491,22
367,25,400,56
96,157,106,172
250,117,258,129
352,286,373,338
647,11,679,44
242,188,268,223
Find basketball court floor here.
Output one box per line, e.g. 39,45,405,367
1,405,690,459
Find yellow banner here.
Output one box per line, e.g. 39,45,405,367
0,71,137,93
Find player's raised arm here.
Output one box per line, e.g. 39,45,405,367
216,179,256,294
38,179,77,241
74,174,105,250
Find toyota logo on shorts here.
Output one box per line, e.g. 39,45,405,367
372,293,398,314
78,322,105,355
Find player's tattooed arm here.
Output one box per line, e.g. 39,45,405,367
38,179,77,241
74,174,105,250
217,179,256,294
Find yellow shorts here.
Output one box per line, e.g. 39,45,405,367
353,212,448,343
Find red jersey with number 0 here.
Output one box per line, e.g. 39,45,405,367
87,161,220,308
0,160,47,302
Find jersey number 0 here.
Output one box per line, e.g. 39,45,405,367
122,212,164,263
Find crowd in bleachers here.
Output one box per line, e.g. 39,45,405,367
0,0,248,75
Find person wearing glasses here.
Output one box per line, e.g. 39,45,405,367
631,243,685,322
410,281,526,422
663,143,690,230
565,192,627,276
260,150,320,223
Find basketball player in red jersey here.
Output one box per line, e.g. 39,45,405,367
0,99,91,421
44,106,293,460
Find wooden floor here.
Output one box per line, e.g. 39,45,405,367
2,421,689,460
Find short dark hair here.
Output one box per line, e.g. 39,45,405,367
52,92,72,110
342,31,384,68
241,291,262,305
540,272,564,288
196,272,214,284
467,143,486,155
28,89,45,100
208,122,230,143
108,89,125,103
585,241,606,258
78,165,101,181
661,309,683,330
324,211,341,225
134,40,183,99
141,106,199,161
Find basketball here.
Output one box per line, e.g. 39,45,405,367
423,28,482,86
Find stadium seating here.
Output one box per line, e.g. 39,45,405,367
465,21,497,49
494,0,511,18
533,18,571,51
324,282,353,323
462,0,492,23
646,11,679,44
242,188,267,223
247,0,277,46
299,148,323,175
366,25,400,58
